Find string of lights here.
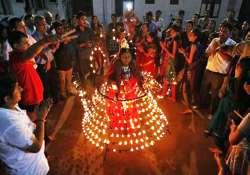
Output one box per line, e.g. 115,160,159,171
73,72,169,153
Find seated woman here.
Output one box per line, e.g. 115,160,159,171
205,58,250,174
0,73,49,175
206,57,250,144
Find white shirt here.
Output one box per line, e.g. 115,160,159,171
154,18,165,38
5,41,12,61
0,106,49,175
206,37,236,74
27,35,38,69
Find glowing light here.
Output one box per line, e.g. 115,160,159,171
125,1,133,11
73,71,169,152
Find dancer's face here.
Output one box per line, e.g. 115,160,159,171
188,31,197,42
120,52,132,66
146,35,153,43
141,24,148,34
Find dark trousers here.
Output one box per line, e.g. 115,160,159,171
77,57,91,82
37,64,50,99
183,67,200,107
200,70,225,114
37,62,58,100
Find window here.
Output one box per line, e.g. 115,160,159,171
115,0,123,16
170,0,179,5
71,0,93,16
0,0,10,14
199,0,221,18
145,0,155,4
34,0,45,9
0,0,5,14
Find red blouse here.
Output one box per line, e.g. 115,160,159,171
9,51,44,105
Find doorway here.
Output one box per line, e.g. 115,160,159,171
115,0,134,17
71,0,93,16
238,0,250,23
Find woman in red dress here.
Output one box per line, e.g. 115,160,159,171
136,33,158,78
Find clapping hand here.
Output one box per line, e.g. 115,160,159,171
37,102,50,122
86,41,92,48
230,119,237,132
178,47,185,54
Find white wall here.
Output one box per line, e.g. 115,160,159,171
93,0,105,23
3,0,67,19
217,0,243,27
46,0,66,19
133,0,201,24
217,0,230,24
93,0,243,28
10,0,25,17
103,0,116,24
3,0,243,27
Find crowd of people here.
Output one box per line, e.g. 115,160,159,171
0,8,250,175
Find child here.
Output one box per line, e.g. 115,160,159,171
81,48,169,152
53,22,76,100
108,48,143,98
8,31,58,121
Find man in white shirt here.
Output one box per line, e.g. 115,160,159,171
200,22,236,117
154,10,165,38
0,73,49,175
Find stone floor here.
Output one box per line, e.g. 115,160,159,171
46,80,217,175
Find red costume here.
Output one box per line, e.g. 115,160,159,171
81,58,168,152
9,51,44,105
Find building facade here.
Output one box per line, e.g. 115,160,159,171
0,0,245,26
0,0,66,18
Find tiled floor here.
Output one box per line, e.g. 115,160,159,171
46,80,217,175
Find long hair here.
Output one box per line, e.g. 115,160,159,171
109,48,143,86
90,15,102,31
234,57,250,114
0,72,17,107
